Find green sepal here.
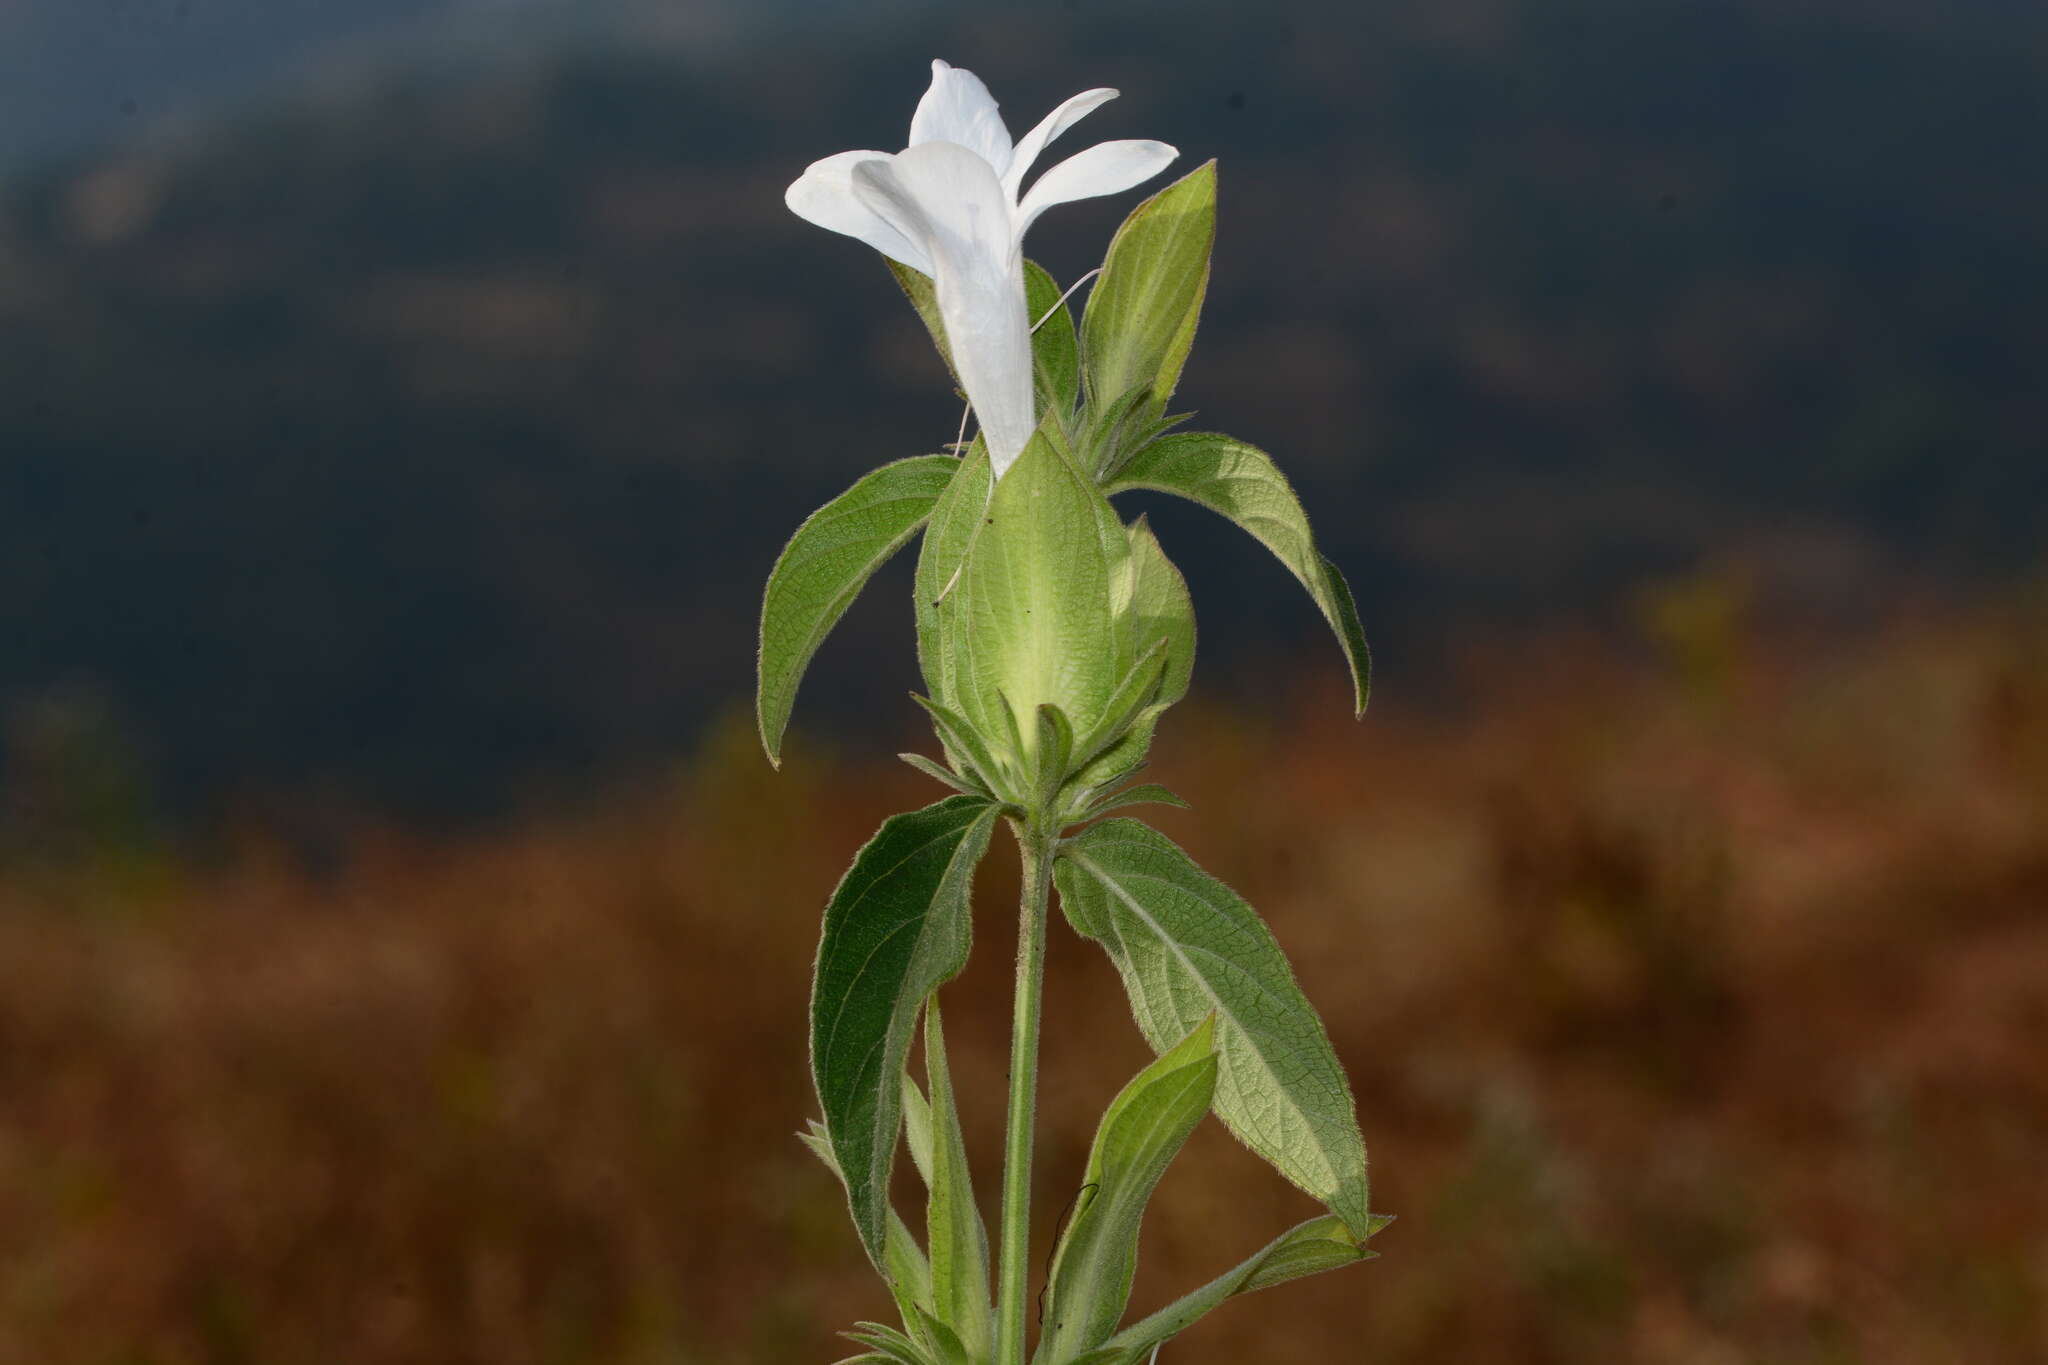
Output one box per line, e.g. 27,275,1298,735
922,1003,993,1361
1098,408,1199,486
900,1076,935,1188
1025,259,1082,428
1096,1213,1392,1363
1036,1016,1220,1362
1055,819,1373,1238
811,796,1001,1263
899,752,994,801
1081,162,1215,449
1034,702,1077,811
1078,781,1190,821
759,454,961,764
1107,433,1369,715
845,1321,937,1365
908,692,1008,801
1076,383,1156,483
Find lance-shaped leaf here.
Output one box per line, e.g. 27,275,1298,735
1054,819,1372,1237
803,1119,935,1335
921,1004,993,1361
1092,1212,1393,1363
890,258,1081,434
1036,1016,1219,1363
812,796,1001,1262
1106,433,1369,716
1080,162,1215,454
952,435,1130,761
760,455,962,765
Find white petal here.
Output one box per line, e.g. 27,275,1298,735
854,143,1036,476
785,150,933,273
851,140,1015,279
1002,86,1118,202
1015,139,1180,236
907,58,1014,176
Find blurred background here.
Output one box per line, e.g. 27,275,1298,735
2,0,2044,1360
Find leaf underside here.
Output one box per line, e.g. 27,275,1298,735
1054,818,1372,1238
759,454,960,763
811,795,1000,1262
1107,432,1370,716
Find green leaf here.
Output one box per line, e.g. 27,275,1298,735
952,435,1130,771
802,1119,935,1333
1037,1017,1219,1362
1081,162,1215,448
759,455,961,764
1070,516,1196,795
913,443,994,716
922,1003,993,1361
1101,1213,1391,1361
1054,820,1373,1237
1107,433,1369,716
1025,259,1082,427
812,796,1001,1263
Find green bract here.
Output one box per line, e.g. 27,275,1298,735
773,70,1384,1365
1080,161,1214,474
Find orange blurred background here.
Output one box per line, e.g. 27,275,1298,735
5,596,2045,1362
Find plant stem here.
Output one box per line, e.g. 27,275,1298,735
994,819,1056,1365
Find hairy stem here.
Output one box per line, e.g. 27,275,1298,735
994,819,1057,1365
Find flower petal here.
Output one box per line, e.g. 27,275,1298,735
1002,86,1118,202
786,149,933,273
1015,139,1180,235
854,143,1036,477
908,59,1014,176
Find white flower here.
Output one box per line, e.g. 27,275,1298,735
787,59,1178,479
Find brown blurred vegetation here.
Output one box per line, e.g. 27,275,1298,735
4,598,2047,1364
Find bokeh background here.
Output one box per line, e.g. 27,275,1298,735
3,1,2045,1360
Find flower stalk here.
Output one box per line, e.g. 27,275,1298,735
994,819,1057,1365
